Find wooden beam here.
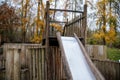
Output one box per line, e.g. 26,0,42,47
65,16,85,26
49,8,84,13
49,20,67,23
45,1,50,80
83,4,87,46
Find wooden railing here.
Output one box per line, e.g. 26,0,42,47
3,44,45,80
63,5,87,45
44,1,87,44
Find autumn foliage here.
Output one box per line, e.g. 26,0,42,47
0,3,20,42
0,3,19,28
93,0,117,45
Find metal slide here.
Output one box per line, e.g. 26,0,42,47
56,32,105,80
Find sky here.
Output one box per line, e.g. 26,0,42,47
0,0,98,30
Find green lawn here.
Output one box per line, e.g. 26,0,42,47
107,47,120,61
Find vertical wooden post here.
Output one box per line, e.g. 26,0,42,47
6,44,21,80
83,4,87,46
6,49,14,80
14,49,20,80
45,1,50,80
63,19,68,36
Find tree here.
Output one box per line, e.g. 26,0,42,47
94,0,117,45
0,3,20,42
113,0,120,30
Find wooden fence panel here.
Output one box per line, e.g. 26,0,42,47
3,44,45,80
86,45,107,60
49,46,64,80
2,44,67,80
6,49,14,80
92,59,120,80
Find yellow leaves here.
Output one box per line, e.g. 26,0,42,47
106,27,116,43
93,33,101,39
32,19,44,43
49,0,53,2
49,10,54,15
50,23,63,32
22,18,28,23
93,26,116,44
93,31,104,39
36,19,44,27
31,33,42,43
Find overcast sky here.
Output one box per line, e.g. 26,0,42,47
0,0,98,29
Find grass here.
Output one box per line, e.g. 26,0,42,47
107,47,120,61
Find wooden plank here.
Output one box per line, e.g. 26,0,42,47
14,49,20,80
83,4,87,45
34,48,37,80
36,49,39,80
25,48,29,80
116,63,120,80
66,16,84,26
49,8,84,13
32,49,36,80
38,48,41,80
45,1,50,79
41,48,45,80
29,49,33,80
20,46,26,68
49,20,67,23
55,47,58,80
53,47,55,80
6,49,14,80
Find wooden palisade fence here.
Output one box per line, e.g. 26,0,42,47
92,59,120,80
2,43,67,80
86,45,107,60
0,1,120,80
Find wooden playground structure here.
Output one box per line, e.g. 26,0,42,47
0,1,120,80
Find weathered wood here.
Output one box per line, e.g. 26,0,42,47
83,4,87,45
4,44,57,80
6,49,14,80
41,49,45,80
29,49,33,80
45,1,50,80
86,45,107,60
32,49,36,80
36,49,39,80
14,49,20,80
38,49,41,80
50,20,67,23
49,8,84,13
66,16,84,26
92,59,120,80
56,32,73,80
20,45,26,68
